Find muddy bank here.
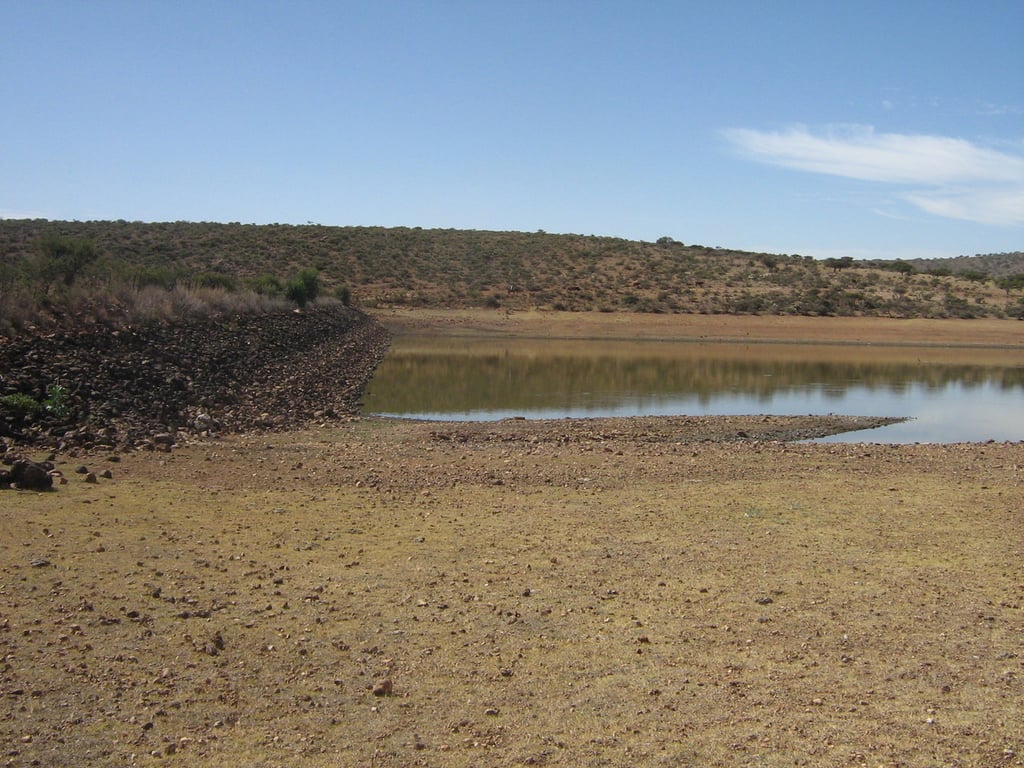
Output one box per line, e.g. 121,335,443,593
419,413,905,446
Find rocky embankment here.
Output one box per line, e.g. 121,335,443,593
0,306,390,455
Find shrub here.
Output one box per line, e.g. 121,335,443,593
285,268,320,307
43,384,71,418
193,272,237,291
958,270,988,283
1,393,42,416
249,274,284,296
126,265,183,290
35,235,99,288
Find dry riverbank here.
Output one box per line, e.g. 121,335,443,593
1,311,1022,767
373,308,1024,348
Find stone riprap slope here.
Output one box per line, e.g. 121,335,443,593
0,306,389,452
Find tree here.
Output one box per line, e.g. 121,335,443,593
824,256,854,273
35,235,99,288
996,273,1024,297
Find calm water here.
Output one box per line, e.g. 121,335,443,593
363,336,1024,443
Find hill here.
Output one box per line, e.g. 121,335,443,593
905,251,1024,279
2,219,1022,330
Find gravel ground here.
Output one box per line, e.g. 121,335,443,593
2,415,1021,767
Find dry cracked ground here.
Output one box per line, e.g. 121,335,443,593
1,412,1022,768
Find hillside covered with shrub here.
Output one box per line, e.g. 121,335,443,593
1,219,1022,335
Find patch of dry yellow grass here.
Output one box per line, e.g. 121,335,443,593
373,308,1024,349
2,419,1021,767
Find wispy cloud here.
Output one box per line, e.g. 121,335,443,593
906,187,1024,227
722,124,1024,226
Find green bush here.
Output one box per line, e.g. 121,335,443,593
44,384,71,418
285,268,320,307
1,392,42,416
249,274,284,296
130,265,183,289
193,272,237,291
35,235,99,288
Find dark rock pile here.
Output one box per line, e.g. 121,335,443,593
0,306,390,453
0,457,55,490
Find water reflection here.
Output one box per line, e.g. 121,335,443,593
363,337,1024,443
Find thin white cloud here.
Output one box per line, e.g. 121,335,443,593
905,187,1024,227
723,124,1024,226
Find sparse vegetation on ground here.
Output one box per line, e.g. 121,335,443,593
1,414,1021,767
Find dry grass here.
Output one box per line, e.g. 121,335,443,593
0,282,294,336
2,416,1021,767
120,284,292,323
372,308,1024,349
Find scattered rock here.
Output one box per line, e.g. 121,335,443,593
11,459,53,490
0,307,390,450
153,433,176,449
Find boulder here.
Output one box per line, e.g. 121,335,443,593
11,459,54,491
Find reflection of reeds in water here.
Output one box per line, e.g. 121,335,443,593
366,339,1024,414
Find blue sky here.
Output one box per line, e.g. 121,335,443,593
2,1,1021,260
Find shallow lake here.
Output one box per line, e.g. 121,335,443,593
363,336,1024,443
